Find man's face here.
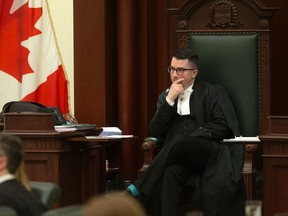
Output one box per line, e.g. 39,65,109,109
170,57,198,89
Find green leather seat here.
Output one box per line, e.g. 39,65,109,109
30,181,61,210
0,206,18,216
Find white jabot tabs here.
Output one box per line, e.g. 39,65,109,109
177,83,194,115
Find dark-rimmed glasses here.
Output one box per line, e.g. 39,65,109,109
167,66,196,75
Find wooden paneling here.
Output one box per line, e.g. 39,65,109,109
22,135,84,206
73,0,117,126
261,136,288,215
262,0,288,116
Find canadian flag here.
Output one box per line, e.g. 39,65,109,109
0,0,69,114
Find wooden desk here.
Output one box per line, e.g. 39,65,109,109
4,130,134,208
2,113,134,207
4,131,102,207
261,135,288,216
68,136,136,193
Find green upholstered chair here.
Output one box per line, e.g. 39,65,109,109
189,33,259,136
138,31,264,214
138,0,276,214
41,205,83,216
30,181,61,210
0,206,18,216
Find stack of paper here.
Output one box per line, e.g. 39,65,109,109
54,125,77,132
99,127,122,136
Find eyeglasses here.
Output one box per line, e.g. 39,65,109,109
167,66,196,75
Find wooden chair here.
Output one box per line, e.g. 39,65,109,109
139,31,263,201
138,0,277,213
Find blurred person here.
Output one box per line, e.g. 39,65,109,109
0,133,47,216
84,192,147,216
15,160,30,191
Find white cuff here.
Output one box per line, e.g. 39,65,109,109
166,97,175,106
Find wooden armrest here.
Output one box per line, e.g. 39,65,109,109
222,137,261,174
221,136,261,200
138,137,161,176
138,136,262,200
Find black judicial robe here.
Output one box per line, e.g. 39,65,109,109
0,179,47,216
150,79,245,216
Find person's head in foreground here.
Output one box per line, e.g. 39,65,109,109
0,133,24,176
84,192,147,216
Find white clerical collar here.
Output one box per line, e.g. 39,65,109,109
185,83,194,93
0,173,15,184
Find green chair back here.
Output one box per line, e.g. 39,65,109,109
188,32,259,136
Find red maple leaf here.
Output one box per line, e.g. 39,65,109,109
0,0,42,82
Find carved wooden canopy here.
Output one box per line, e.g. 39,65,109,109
167,0,278,30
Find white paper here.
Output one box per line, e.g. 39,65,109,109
223,136,260,142
100,127,122,136
85,135,133,139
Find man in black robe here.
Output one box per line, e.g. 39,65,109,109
127,48,245,216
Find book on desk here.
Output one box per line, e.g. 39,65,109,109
54,124,96,132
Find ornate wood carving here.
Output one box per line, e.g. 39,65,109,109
258,32,270,134
178,20,188,29
178,32,189,49
206,0,242,29
244,143,259,153
259,19,269,29
167,0,277,30
21,137,78,152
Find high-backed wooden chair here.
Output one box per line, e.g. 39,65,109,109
138,0,277,214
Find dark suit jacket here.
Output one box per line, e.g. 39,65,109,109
0,179,47,216
149,79,245,216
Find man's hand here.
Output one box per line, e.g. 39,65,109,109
166,78,184,102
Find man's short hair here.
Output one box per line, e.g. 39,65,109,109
0,133,24,174
173,48,199,69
